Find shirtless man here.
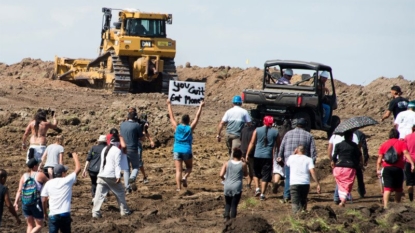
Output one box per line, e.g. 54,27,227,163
22,110,58,162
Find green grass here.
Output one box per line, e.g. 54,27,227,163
314,218,330,232
240,197,258,209
287,216,307,233
345,208,364,220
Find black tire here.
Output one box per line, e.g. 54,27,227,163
292,112,311,132
327,115,341,139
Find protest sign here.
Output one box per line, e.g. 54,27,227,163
168,80,205,106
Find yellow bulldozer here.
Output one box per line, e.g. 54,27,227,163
54,7,177,94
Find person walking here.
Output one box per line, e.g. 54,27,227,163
41,152,81,233
278,118,317,203
331,130,362,207
240,120,258,189
377,128,415,209
354,129,369,198
92,137,131,218
394,100,415,139
404,124,415,202
120,111,144,193
82,135,107,203
246,116,278,200
220,148,248,221
39,135,64,179
22,110,58,162
217,96,251,158
381,86,408,122
0,169,21,228
167,99,204,191
287,146,321,213
14,158,48,233
328,131,359,204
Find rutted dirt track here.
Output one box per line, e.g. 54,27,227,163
1,58,415,232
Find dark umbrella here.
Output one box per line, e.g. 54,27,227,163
334,116,379,134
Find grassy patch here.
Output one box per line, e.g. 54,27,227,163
345,208,364,220
287,216,307,233
315,218,330,232
240,197,258,209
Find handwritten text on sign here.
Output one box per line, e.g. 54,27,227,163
168,81,205,106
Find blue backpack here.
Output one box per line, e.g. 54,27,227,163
21,173,39,206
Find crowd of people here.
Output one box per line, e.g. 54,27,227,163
1,84,414,231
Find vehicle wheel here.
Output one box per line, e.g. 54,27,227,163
292,112,311,132
326,115,341,139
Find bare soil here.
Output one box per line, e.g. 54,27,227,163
1,58,415,232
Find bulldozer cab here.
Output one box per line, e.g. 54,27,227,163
124,19,165,37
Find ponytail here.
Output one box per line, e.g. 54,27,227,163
103,144,113,168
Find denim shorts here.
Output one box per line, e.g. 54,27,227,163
173,152,193,161
22,202,44,219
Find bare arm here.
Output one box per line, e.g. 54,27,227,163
42,197,48,220
71,152,81,175
327,143,333,161
82,161,90,178
59,152,63,165
404,150,415,172
166,99,177,130
190,101,205,130
381,110,391,121
38,150,48,171
376,154,383,176
246,130,257,160
242,162,248,177
219,161,227,180
309,168,321,194
22,122,32,150
217,121,226,142
5,188,21,225
48,114,58,129
13,176,24,210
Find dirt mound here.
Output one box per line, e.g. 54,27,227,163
223,216,275,233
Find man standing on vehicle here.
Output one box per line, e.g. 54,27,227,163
381,86,408,122
276,69,293,85
217,96,251,158
277,118,317,203
41,152,81,233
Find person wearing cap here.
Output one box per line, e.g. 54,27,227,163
41,152,81,233
217,95,252,158
404,124,415,202
120,111,145,193
92,134,131,218
82,135,107,202
167,99,205,191
319,71,331,128
246,116,279,201
38,135,64,179
13,158,47,232
394,100,415,139
276,69,293,85
381,86,409,122
277,118,317,203
0,169,22,228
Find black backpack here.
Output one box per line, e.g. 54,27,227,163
384,144,398,164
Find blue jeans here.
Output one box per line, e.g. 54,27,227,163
333,185,340,202
124,146,141,189
48,214,71,233
283,165,291,199
322,104,330,124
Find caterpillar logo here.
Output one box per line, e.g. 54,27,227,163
141,41,152,47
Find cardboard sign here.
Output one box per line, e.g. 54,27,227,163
168,81,205,106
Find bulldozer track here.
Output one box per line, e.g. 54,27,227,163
110,50,131,94
162,59,178,94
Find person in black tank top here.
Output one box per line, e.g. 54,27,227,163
0,169,21,227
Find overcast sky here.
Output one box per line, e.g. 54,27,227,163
1,0,414,85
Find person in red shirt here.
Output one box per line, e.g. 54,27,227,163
377,128,415,209
404,125,415,202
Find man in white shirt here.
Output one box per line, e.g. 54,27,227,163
286,146,320,213
395,101,415,139
41,152,81,233
92,139,131,218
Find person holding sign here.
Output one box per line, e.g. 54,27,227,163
167,99,205,191
217,96,252,158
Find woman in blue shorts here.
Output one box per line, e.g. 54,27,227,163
167,99,204,191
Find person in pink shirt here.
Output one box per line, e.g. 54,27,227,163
404,124,415,202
